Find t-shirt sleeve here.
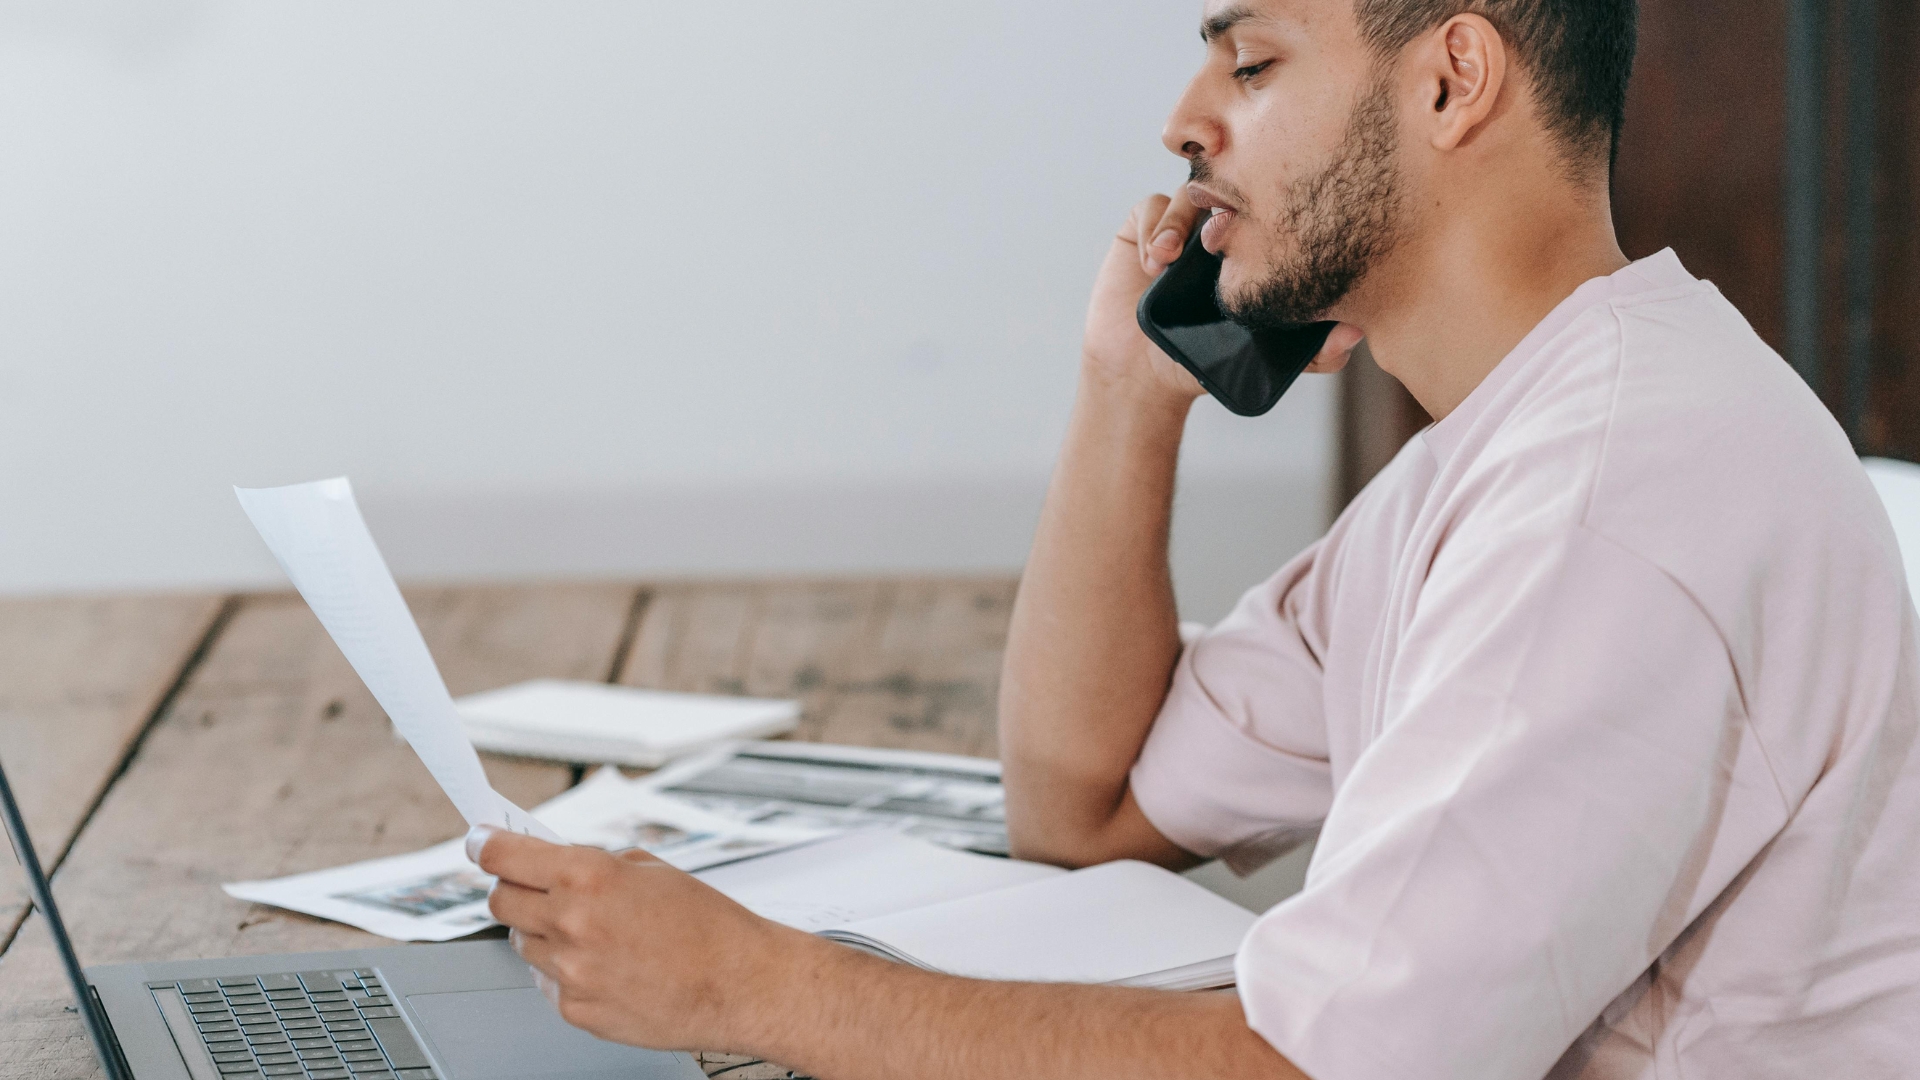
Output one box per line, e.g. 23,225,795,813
1237,526,1753,1080
1129,543,1337,869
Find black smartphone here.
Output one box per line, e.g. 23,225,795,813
1135,215,1338,417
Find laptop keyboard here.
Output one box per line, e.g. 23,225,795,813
153,968,436,1080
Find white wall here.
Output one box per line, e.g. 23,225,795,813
0,0,1335,621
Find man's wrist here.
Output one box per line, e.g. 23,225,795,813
719,923,858,1062
1076,356,1201,435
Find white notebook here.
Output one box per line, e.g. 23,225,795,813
453,679,800,766
696,832,1255,990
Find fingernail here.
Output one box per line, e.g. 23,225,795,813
465,824,498,864
1152,229,1182,252
533,968,561,1008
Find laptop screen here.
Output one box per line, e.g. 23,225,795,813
0,753,132,1080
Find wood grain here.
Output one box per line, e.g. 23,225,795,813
0,594,229,942
0,584,638,1079
830,578,1016,757
619,578,1017,756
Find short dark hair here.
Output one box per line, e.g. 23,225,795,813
1354,0,1638,171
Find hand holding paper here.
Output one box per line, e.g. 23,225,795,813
235,477,560,842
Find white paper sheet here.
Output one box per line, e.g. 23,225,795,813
235,477,557,841
824,860,1256,985
224,769,829,941
692,830,1060,932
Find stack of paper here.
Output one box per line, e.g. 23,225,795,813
455,679,800,767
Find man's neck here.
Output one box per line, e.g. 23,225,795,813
1351,185,1629,422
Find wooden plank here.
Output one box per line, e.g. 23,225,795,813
0,594,229,942
619,578,1018,756
620,582,760,695
738,580,886,742
828,578,1017,757
0,583,640,1079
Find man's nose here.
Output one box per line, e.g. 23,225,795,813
1162,73,1222,160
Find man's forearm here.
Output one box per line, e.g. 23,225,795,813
742,933,1306,1080
999,365,1198,867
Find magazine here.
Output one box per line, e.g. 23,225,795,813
635,741,1008,855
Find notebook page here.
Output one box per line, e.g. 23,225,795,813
695,831,1061,931
826,860,1256,984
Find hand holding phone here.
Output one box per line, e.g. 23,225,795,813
1135,215,1339,417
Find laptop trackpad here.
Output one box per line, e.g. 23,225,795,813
407,988,695,1080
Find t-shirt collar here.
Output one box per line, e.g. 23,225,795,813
1420,249,1694,469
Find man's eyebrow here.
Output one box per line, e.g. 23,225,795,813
1200,5,1266,44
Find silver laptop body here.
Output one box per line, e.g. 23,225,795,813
1,754,704,1080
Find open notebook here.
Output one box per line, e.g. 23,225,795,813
695,832,1257,991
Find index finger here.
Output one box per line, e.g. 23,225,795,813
467,825,570,891
1141,187,1202,275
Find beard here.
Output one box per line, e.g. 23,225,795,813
1204,74,1404,330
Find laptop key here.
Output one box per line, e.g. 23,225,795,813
366,1019,430,1069
217,1063,261,1075
260,1066,304,1077
292,1038,333,1049
356,1007,400,1019
308,1071,350,1080
394,1070,435,1080
340,1051,385,1063
219,976,261,987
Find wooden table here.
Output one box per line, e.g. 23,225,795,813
0,578,1018,1080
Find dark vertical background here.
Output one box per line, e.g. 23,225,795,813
1337,0,1919,507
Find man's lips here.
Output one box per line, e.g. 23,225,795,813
1186,184,1240,255
1199,209,1237,254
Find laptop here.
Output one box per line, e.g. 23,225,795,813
0,754,705,1080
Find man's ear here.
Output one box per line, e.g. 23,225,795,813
1418,14,1508,152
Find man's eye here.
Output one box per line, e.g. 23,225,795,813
1231,60,1273,82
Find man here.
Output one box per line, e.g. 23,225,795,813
472,1,1920,1076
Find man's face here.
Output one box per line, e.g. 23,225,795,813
1164,1,1407,329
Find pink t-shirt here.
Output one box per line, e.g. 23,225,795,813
1131,250,1920,1080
